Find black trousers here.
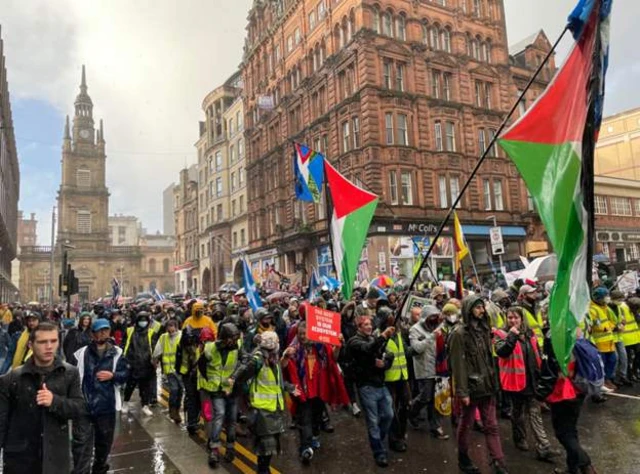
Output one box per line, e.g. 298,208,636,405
72,413,117,474
123,376,153,406
297,397,324,451
386,380,410,444
626,343,640,378
182,372,201,429
550,396,591,473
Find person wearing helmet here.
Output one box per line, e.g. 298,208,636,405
230,331,300,474
122,311,159,416
72,319,129,474
63,312,93,365
589,287,618,391
10,311,40,369
152,320,183,423
197,323,243,468
182,301,218,339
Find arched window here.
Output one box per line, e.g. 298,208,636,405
382,11,392,36
349,10,356,40
395,14,406,41
441,28,452,53
372,7,381,33
421,22,429,45
163,258,170,274
430,26,440,50
483,40,491,63
472,36,481,59
149,258,157,274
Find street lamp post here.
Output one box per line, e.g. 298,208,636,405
486,215,505,275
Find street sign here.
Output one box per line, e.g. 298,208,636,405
490,226,505,255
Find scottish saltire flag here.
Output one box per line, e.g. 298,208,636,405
153,288,166,301
307,267,320,300
242,259,262,312
321,275,341,291
499,0,612,371
294,142,325,202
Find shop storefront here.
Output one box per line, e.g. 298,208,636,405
597,230,640,265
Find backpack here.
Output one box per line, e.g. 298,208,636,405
572,338,605,395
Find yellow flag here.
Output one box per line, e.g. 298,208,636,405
453,212,469,269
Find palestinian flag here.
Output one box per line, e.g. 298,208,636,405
499,0,612,370
324,160,378,300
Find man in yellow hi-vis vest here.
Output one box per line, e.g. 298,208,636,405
152,319,182,422
229,331,299,474
610,290,639,386
589,287,618,391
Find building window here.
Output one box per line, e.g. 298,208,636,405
352,117,361,148
76,169,91,188
238,139,244,160
382,11,392,36
163,259,170,273
445,121,456,152
229,145,235,164
241,229,246,246
473,0,483,17
215,151,222,171
389,170,398,205
287,35,293,53
595,195,608,215
627,243,640,261
217,204,223,221
401,171,413,205
475,80,493,109
309,10,316,29
231,172,237,191
342,121,351,153
450,176,461,208
383,60,392,88
294,27,301,45
396,63,404,91
610,196,632,216
397,114,408,146
527,190,535,211
396,15,406,40
216,177,223,197
233,232,238,248
435,121,443,151
478,128,487,153
385,112,394,144
118,226,126,244
488,129,498,157
441,28,452,53
635,199,640,216
77,211,92,234
421,23,429,45
430,27,440,50
431,70,441,98
239,195,244,212
443,73,451,100
239,166,245,185
438,176,448,208
483,179,492,210
373,7,381,33
493,179,504,211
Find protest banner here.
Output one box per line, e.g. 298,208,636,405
401,294,431,320
306,305,342,346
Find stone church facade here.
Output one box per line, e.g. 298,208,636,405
19,67,146,303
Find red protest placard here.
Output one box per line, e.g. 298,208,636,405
306,306,342,346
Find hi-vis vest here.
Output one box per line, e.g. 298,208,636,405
523,308,544,348
495,330,541,392
198,341,240,392
250,355,285,412
124,326,155,356
589,303,616,353
384,335,408,382
617,302,640,347
158,332,181,375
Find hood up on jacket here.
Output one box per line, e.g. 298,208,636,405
461,295,491,328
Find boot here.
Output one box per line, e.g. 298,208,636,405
208,447,220,468
169,407,182,424
458,452,480,474
492,459,510,474
223,447,235,463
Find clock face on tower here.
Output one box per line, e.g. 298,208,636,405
79,129,91,139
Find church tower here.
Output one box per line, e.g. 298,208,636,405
57,65,110,251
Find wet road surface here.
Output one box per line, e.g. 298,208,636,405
118,388,640,473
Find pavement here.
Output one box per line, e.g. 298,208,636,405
110,386,640,474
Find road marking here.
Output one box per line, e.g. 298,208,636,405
607,392,640,401
159,386,282,474
110,447,156,457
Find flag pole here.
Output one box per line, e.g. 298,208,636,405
323,173,340,281
397,25,570,319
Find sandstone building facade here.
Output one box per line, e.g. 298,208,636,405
241,0,553,282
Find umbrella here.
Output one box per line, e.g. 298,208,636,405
519,254,558,282
219,283,239,292
266,291,291,302
371,274,394,288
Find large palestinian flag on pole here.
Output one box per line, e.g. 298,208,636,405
324,161,378,300
499,0,612,370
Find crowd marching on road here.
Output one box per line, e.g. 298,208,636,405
0,276,639,474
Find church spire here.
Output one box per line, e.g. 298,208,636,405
74,64,93,119
81,64,87,93
64,115,70,139
99,119,104,141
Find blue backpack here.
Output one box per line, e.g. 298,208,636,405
572,338,605,395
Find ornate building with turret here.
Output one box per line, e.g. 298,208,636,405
19,67,173,303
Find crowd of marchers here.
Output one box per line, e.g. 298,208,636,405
0,276,638,474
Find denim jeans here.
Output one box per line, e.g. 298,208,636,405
204,395,238,449
358,385,394,459
600,351,618,381
165,373,184,410
615,341,628,379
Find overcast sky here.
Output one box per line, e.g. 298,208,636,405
1,0,637,245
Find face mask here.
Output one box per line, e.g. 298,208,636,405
447,314,458,324
138,320,149,328
604,297,611,304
